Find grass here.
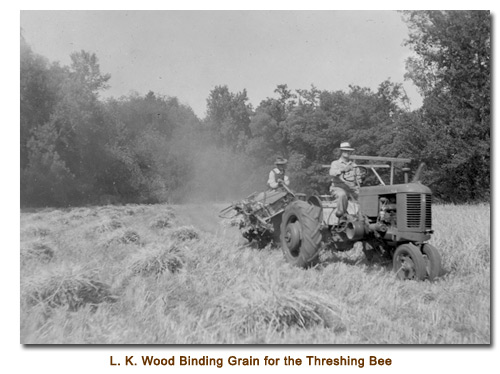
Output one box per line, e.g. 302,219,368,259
20,202,490,344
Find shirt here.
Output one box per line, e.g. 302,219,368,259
329,158,361,191
267,168,290,189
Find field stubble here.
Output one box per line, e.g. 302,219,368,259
20,202,490,344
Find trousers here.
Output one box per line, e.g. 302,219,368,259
330,187,349,218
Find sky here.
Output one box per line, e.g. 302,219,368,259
20,10,422,117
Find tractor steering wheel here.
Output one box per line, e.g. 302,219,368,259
355,165,368,181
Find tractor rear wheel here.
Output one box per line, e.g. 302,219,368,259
421,243,442,281
281,201,322,268
393,243,426,281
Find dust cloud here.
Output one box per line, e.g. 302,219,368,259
182,143,268,204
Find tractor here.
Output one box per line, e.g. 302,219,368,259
281,156,441,281
220,156,442,281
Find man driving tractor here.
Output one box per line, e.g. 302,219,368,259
329,142,362,218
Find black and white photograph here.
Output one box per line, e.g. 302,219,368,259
13,6,493,368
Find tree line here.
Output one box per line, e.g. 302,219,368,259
20,11,490,207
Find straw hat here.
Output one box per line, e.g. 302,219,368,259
339,142,354,151
275,157,288,165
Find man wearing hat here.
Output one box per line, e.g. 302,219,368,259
329,142,362,217
267,157,290,189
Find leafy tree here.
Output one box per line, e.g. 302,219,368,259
403,11,490,113
20,33,61,169
69,50,110,94
102,91,203,203
205,85,253,151
282,82,410,193
45,51,112,201
21,121,76,206
401,11,490,201
247,84,296,164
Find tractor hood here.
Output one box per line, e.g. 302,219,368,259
360,183,432,197
358,182,432,219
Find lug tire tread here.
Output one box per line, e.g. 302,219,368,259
281,201,322,268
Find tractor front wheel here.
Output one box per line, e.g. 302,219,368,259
281,201,322,268
393,243,426,281
421,243,442,281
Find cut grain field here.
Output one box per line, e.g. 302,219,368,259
20,203,490,344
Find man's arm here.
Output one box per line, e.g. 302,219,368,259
330,160,353,177
329,160,342,177
283,175,290,186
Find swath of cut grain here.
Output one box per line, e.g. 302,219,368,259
98,229,141,248
149,208,176,228
207,282,345,334
95,219,124,233
21,242,55,263
127,242,184,278
22,267,117,311
170,226,200,241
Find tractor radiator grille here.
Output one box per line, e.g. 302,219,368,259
425,194,432,229
406,194,432,229
406,194,422,228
